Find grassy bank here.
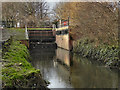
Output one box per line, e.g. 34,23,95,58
27,28,52,30
3,28,26,40
2,39,48,88
73,38,120,70
3,28,52,41
7,28,52,31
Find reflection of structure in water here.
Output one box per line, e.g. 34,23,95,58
56,48,73,69
29,42,57,50
29,44,56,68
30,45,72,88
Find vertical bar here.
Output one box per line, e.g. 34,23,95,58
25,25,29,39
68,16,70,26
0,2,2,89
59,19,61,28
68,16,70,50
118,1,120,90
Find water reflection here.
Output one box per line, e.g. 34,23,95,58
30,44,118,88
71,55,118,88
56,48,73,69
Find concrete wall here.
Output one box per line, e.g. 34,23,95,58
56,34,69,50
55,26,70,50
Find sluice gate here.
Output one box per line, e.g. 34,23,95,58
26,19,73,51
27,29,56,43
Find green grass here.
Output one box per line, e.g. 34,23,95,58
27,28,52,30
6,27,52,30
7,28,25,31
2,40,43,87
6,28,26,40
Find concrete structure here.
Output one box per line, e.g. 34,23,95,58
55,19,73,51
27,19,73,51
25,26,29,40
55,26,70,50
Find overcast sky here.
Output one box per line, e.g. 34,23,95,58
47,2,56,10
1,0,119,2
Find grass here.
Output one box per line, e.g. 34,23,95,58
6,28,52,30
5,28,26,40
2,40,46,88
6,28,25,31
27,28,52,30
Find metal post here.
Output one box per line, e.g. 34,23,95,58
0,2,2,90
68,16,70,26
25,25,29,40
59,19,61,28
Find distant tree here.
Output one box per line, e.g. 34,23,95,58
2,1,50,27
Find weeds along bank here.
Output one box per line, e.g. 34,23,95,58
73,38,120,70
2,38,48,88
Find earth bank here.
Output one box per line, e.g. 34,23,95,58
2,37,49,89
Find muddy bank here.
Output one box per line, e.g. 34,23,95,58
73,39,120,70
2,38,49,89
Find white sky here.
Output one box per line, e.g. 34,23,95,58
47,2,56,10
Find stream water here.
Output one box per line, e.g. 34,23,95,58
29,43,119,88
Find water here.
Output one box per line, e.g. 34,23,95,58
30,44,119,88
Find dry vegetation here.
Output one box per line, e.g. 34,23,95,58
54,2,120,69
54,2,118,46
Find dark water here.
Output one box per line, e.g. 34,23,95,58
30,44,119,88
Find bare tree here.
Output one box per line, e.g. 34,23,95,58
2,1,50,27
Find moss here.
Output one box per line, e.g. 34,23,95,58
2,40,47,88
73,38,120,69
